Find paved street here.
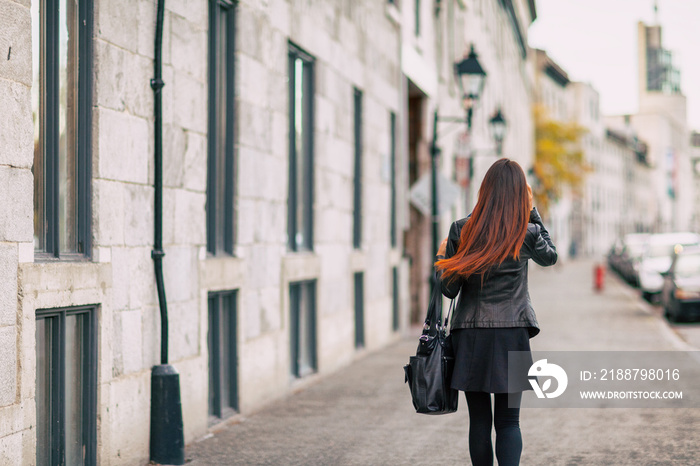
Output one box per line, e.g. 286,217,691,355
186,259,700,465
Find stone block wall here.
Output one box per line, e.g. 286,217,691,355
0,0,33,464
0,3,542,466
1,0,408,464
0,0,541,463
225,0,405,413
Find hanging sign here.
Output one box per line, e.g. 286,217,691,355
409,172,461,216
454,131,471,188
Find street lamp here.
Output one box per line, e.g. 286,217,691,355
454,45,487,129
489,108,506,156
429,45,487,264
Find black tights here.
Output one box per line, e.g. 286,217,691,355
464,392,522,466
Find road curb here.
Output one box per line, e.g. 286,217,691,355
612,271,700,358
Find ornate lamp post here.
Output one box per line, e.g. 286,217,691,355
454,45,487,130
429,45,487,262
489,108,507,156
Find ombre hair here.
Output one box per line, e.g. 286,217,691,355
435,158,530,283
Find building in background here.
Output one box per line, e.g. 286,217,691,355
568,81,607,257
532,48,574,259
604,124,654,237
690,131,700,232
627,20,692,233
530,17,698,260
0,1,539,464
534,55,654,259
569,82,653,256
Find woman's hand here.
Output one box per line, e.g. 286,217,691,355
437,237,448,257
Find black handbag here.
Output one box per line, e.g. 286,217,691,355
403,272,459,414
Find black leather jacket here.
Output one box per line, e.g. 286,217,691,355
436,207,557,338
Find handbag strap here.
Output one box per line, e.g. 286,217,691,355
427,271,457,331
443,298,455,329
425,271,443,328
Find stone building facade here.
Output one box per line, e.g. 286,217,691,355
631,20,693,233
569,82,653,257
401,0,537,322
533,56,654,259
690,131,700,233
0,0,537,464
532,48,573,259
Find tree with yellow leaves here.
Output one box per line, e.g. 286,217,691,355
531,104,589,216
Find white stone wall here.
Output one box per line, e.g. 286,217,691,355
460,0,535,204
2,0,408,465
95,1,208,462
0,0,34,464
414,0,536,233
2,1,540,464
229,0,404,412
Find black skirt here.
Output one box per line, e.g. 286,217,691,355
449,327,534,394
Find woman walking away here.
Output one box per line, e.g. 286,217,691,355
434,158,557,466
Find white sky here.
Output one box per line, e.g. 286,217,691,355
528,0,700,131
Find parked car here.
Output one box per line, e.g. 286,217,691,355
639,232,700,302
607,237,625,275
617,233,650,287
661,246,700,322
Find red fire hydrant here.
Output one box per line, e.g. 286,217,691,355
594,263,605,292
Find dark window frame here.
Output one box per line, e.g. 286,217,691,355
287,43,315,253
207,0,237,255
392,266,399,331
35,305,98,466
354,272,365,348
208,290,239,421
353,88,363,249
390,112,397,248
289,280,317,378
34,0,93,260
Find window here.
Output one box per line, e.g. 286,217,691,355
207,0,236,255
392,267,399,332
353,88,363,249
36,306,97,466
32,0,93,258
290,280,316,377
208,291,238,420
354,272,365,348
288,44,315,252
390,112,397,248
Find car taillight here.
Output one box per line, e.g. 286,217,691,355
675,289,700,300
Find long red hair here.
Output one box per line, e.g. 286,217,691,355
435,158,530,283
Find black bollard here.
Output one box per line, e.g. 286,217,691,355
150,364,185,465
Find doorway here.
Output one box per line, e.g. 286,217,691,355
403,79,430,324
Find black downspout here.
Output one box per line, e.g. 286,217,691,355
430,109,440,296
152,0,168,367
149,1,185,463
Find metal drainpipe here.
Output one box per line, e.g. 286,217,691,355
430,110,440,297
149,0,185,463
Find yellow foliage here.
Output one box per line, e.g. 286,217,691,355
531,104,589,216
